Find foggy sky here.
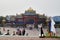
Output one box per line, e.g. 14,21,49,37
0,0,60,17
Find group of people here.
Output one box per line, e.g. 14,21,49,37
0,24,45,37
0,27,26,36
0,21,56,38
16,28,26,36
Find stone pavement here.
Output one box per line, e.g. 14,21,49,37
0,27,60,40
0,27,60,36
0,37,60,40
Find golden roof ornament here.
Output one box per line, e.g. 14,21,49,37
28,7,33,11
26,7,35,12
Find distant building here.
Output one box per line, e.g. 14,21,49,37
5,7,48,28
53,16,60,28
6,15,16,27
15,7,47,28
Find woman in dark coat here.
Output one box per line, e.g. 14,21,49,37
40,27,44,37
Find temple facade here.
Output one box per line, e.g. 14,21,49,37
15,7,47,28
6,7,47,28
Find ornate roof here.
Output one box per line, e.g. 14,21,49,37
16,14,23,18
28,7,33,11
26,7,35,12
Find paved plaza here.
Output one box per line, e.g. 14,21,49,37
0,37,60,40
0,27,60,36
0,27,60,40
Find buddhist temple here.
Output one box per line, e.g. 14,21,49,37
14,7,47,28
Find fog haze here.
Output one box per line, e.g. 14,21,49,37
0,0,60,17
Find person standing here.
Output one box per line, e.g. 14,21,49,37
22,28,25,36
40,27,44,37
50,17,56,36
38,23,44,37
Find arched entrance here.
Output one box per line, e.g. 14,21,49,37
23,16,38,28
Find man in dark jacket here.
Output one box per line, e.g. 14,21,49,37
22,28,25,36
